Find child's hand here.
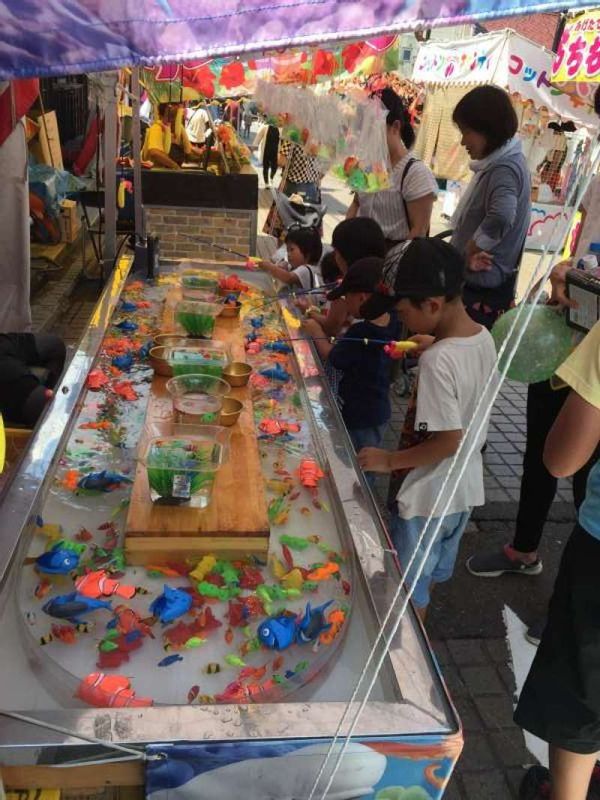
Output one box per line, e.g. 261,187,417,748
258,260,275,271
301,318,323,338
468,251,493,272
357,447,393,473
408,334,435,354
295,296,310,313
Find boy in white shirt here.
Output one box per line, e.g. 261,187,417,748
358,238,498,620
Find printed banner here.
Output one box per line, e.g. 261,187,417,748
145,735,462,800
142,36,400,100
1,0,599,81
552,8,600,83
413,31,598,128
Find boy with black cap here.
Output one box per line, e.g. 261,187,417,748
358,238,498,620
303,256,400,486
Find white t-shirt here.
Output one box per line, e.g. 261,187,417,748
292,264,321,291
574,174,600,263
397,328,499,520
357,154,437,241
186,107,210,144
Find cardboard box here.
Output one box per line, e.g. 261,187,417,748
30,110,64,170
59,199,80,243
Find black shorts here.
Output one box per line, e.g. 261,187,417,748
514,524,600,754
0,334,42,423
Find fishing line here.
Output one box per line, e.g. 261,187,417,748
307,143,600,800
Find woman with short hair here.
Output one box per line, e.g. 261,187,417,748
451,85,531,329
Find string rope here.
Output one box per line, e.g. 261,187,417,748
307,144,600,800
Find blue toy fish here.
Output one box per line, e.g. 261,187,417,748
259,364,291,382
115,320,138,331
257,614,297,651
112,353,134,371
296,600,333,644
35,544,81,575
149,585,193,625
138,341,152,359
257,600,334,651
120,300,138,312
264,341,292,354
249,316,264,329
42,592,112,625
158,653,183,667
77,470,133,492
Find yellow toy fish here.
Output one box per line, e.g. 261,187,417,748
189,555,217,584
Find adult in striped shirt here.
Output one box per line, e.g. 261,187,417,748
347,88,437,249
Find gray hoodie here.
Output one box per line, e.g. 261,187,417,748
451,138,531,289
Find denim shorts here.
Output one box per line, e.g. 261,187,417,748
349,424,387,489
390,510,471,607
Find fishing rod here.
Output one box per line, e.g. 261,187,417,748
251,333,419,359
177,231,258,264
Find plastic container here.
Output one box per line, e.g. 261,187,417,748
167,343,231,378
577,242,600,270
141,423,230,508
166,373,231,424
181,286,222,302
181,273,219,292
175,299,223,338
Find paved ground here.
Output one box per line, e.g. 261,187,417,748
28,169,576,798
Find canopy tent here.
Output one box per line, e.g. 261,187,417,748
0,0,598,81
141,36,400,101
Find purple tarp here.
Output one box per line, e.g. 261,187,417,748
0,0,596,80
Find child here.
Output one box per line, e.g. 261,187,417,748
515,320,600,800
259,227,322,291
302,256,400,486
356,238,498,620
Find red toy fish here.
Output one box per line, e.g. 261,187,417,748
296,459,325,489
76,673,152,707
113,381,138,401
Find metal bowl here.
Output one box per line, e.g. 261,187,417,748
219,397,244,426
153,333,188,348
149,346,173,377
222,361,253,387
220,300,242,319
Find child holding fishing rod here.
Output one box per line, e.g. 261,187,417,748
302,256,400,487
258,227,323,291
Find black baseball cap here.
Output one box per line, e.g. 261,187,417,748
360,238,466,320
327,257,384,301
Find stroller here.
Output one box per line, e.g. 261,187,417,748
266,187,327,237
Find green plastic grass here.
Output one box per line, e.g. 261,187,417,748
176,310,216,338
146,439,216,500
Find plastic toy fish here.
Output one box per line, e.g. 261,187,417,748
86,369,110,391
219,275,248,293
77,470,132,492
187,684,200,703
281,568,304,591
259,419,301,436
197,581,240,601
79,420,113,430
279,534,310,551
34,579,52,599
35,543,81,575
238,565,263,591
76,673,152,708
113,381,138,401
296,600,333,644
383,340,419,359
249,316,264,329
238,664,267,681
149,585,193,624
138,341,152,359
225,654,246,668
320,609,346,645
257,613,297,651
204,662,221,674
184,636,206,649
264,341,293,354
227,599,249,628
42,592,112,625
189,555,217,583
111,353,134,371
297,459,324,488
259,364,291,382
158,653,184,667
115,320,138,331
75,570,137,600
120,300,138,312
307,562,340,582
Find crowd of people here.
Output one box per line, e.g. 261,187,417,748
255,83,600,800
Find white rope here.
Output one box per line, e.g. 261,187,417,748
307,144,600,800
0,710,148,761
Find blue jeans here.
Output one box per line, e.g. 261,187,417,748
390,511,471,608
349,424,386,489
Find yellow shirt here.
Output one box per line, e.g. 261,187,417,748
556,320,600,410
142,122,171,162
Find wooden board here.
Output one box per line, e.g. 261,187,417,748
124,287,269,561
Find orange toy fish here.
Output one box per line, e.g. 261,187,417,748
113,381,138,401
75,570,136,600
259,419,301,436
112,605,154,638
307,562,340,582
79,420,113,431
86,370,110,391
297,459,324,489
60,469,80,491
320,609,346,645
76,672,153,707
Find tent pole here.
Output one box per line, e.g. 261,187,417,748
102,77,118,283
131,67,144,246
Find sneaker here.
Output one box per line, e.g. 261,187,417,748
525,618,546,647
466,545,543,578
519,765,551,799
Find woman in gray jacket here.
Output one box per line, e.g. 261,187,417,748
451,86,531,329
